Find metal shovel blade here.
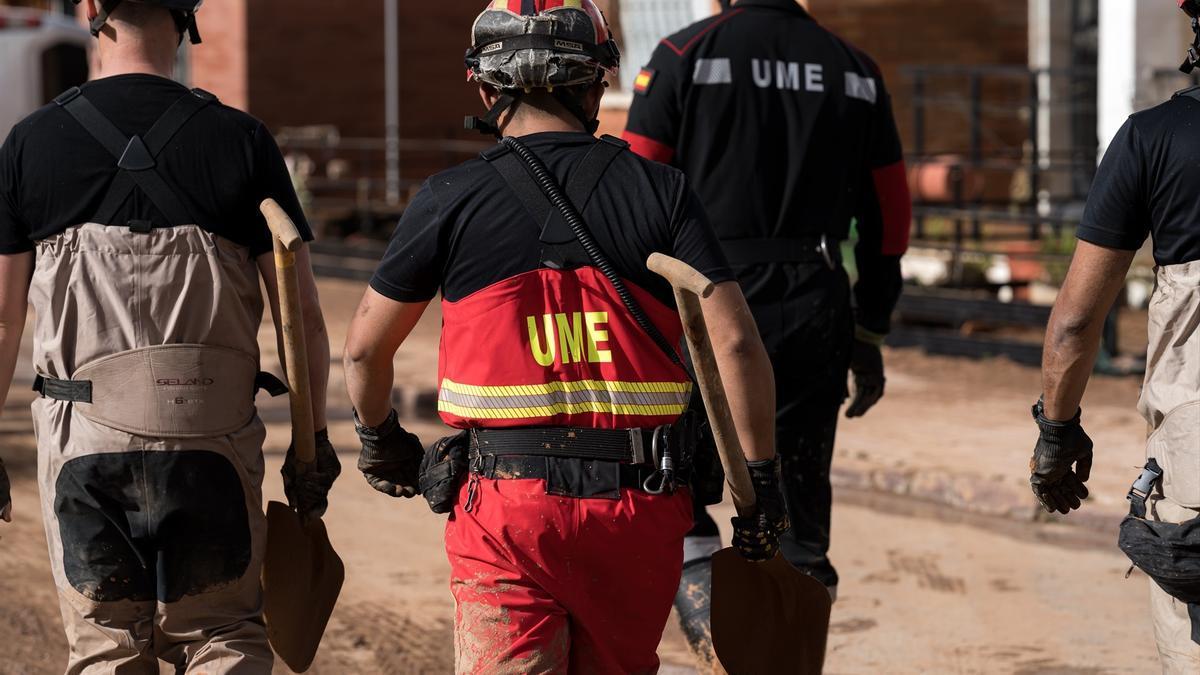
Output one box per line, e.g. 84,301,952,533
263,500,345,673
711,549,832,674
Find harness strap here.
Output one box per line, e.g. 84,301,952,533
721,236,842,268
31,374,92,403
33,370,288,404
1127,458,1164,519
482,135,627,263
55,87,215,228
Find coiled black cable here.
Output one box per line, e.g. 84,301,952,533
501,135,685,369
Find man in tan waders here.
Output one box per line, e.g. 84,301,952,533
1031,3,1200,672
0,1,339,671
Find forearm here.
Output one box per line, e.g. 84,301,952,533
0,315,25,413
343,290,428,429
1039,241,1135,421
0,252,33,415
1041,308,1105,421
704,282,776,461
344,349,395,428
304,309,330,431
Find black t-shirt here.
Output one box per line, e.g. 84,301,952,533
369,132,733,307
1078,88,1200,266
0,74,311,256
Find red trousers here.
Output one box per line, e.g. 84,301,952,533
444,477,693,674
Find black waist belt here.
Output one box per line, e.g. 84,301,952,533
32,371,288,403
469,426,660,464
721,236,841,268
476,455,663,493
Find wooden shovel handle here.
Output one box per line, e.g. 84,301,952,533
647,253,757,517
261,199,316,464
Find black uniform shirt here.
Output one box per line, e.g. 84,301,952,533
0,74,311,256
1078,88,1200,266
623,0,911,334
369,132,734,308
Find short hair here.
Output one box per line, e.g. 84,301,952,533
107,1,175,32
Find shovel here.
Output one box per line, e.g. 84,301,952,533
647,253,832,675
260,199,345,673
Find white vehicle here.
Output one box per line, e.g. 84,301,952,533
0,6,90,141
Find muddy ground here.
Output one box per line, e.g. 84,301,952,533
0,278,1161,674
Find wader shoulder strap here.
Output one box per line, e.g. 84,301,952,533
54,87,215,229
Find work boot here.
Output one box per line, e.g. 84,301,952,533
674,557,716,667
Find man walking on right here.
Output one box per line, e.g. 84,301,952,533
1029,3,1200,671
624,0,911,655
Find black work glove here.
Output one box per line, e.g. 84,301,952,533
355,409,424,499
281,428,342,521
0,457,10,523
846,330,886,418
1029,401,1093,515
731,457,790,562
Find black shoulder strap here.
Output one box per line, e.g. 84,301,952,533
482,135,629,265
1178,85,1200,104
55,87,214,228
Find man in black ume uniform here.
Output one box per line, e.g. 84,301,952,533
625,0,913,652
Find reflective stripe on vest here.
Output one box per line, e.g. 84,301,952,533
437,266,690,430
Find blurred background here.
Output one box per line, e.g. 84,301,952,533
0,1,1186,673
3,0,1183,367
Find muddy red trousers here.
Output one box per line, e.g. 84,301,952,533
444,476,693,674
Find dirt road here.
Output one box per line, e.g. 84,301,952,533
0,278,1160,673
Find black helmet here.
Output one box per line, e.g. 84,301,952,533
73,0,203,44
464,0,620,138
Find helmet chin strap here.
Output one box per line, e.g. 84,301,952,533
466,88,599,139
1183,17,1200,74
466,92,521,139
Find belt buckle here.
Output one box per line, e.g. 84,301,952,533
818,235,836,270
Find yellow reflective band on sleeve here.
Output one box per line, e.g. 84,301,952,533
438,378,692,420
562,0,584,8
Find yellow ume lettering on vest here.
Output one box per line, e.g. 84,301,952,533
526,311,613,366
585,312,612,363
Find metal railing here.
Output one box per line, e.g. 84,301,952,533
276,130,490,239
903,64,1099,250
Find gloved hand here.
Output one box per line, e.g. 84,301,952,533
731,456,790,562
355,408,424,498
0,457,11,523
1030,401,1093,515
846,329,886,418
281,428,342,521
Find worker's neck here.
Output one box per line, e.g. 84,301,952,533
95,40,177,80
500,107,588,138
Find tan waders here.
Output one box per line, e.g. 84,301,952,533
1137,260,1200,673
27,85,280,675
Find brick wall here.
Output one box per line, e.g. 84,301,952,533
189,0,248,111
808,0,1030,156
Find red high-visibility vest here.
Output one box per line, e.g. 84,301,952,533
438,266,691,430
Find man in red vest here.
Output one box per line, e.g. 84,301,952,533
344,1,785,672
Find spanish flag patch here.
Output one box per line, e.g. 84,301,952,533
633,68,657,96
